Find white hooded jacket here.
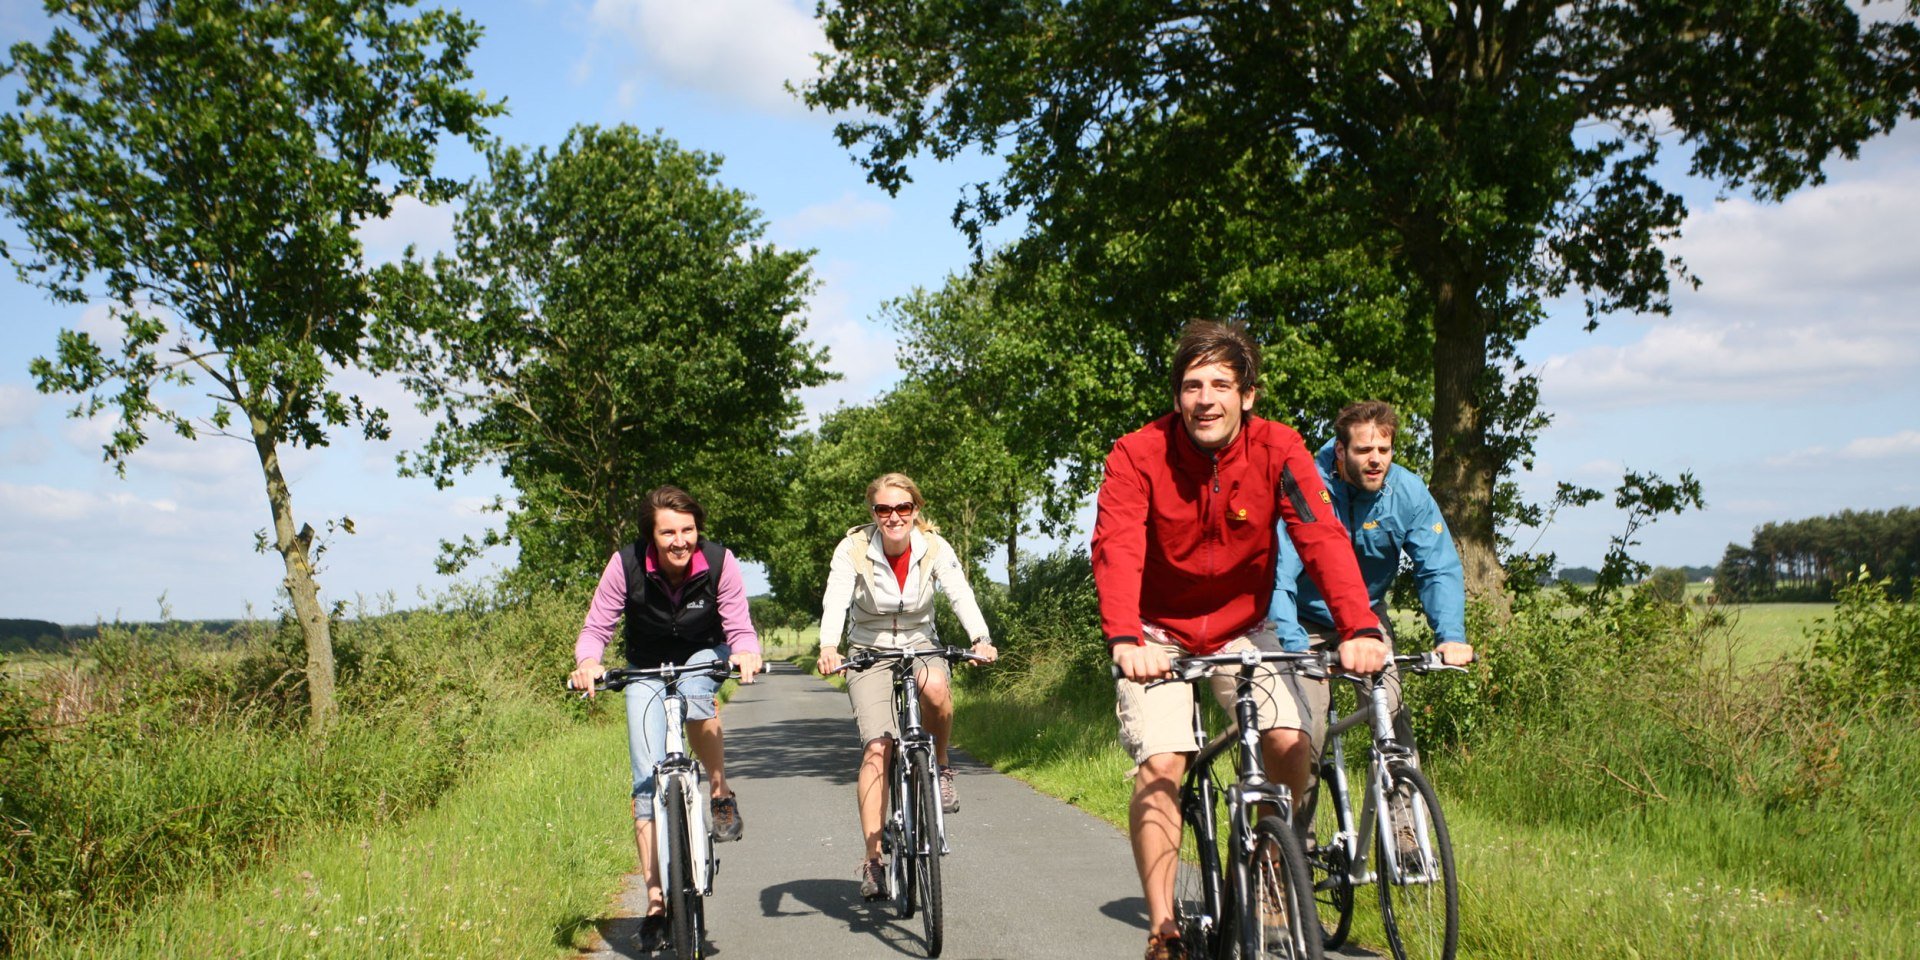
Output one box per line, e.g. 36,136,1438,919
817,524,991,652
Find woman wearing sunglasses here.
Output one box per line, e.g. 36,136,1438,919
815,471,998,900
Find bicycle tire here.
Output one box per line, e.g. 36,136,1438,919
1229,814,1322,960
1173,764,1228,958
663,778,705,960
889,746,914,919
911,748,945,956
1309,760,1355,949
1375,765,1457,960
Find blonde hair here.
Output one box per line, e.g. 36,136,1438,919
866,472,938,533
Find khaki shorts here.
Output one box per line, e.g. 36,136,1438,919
1114,622,1317,765
1297,619,1401,753
845,641,952,745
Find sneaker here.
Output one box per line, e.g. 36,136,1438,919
1390,792,1420,862
938,765,959,813
711,792,743,843
635,913,668,953
1144,932,1189,960
858,857,887,901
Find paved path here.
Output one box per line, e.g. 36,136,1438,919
578,663,1376,959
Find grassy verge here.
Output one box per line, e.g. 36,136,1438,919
951,682,1919,960
35,718,637,959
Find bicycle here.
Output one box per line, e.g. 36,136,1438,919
568,660,735,960
1307,650,1466,960
833,645,988,958
1145,648,1326,960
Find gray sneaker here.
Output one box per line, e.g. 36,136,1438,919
1390,791,1420,862
859,857,887,900
711,793,743,843
938,765,959,813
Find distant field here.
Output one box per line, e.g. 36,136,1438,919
1704,600,1832,670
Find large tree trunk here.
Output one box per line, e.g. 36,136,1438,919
1426,275,1510,617
251,414,337,732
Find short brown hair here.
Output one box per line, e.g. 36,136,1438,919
643,485,706,533
1333,401,1400,446
1169,320,1259,400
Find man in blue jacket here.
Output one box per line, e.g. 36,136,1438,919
1270,401,1475,842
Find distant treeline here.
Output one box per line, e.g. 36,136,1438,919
0,619,253,655
1554,565,1714,586
1715,507,1919,602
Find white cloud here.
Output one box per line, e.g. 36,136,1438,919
1539,316,1920,408
356,194,459,265
773,191,893,239
1767,429,1920,467
587,0,824,114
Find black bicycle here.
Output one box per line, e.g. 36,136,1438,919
835,646,988,958
1146,648,1326,960
568,660,735,960
1308,651,1465,960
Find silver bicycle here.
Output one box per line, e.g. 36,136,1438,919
1307,651,1465,960
570,660,734,959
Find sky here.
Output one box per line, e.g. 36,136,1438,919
2,0,1917,624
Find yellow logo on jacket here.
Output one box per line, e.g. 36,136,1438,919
1320,490,1332,504
1433,522,1445,533
1362,521,1379,530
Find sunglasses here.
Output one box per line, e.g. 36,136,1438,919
871,501,917,518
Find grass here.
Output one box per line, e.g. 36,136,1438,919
1705,602,1832,670
33,707,640,959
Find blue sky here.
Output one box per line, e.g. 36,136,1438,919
3,0,1917,623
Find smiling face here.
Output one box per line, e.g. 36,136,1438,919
869,484,918,554
650,508,700,579
1177,360,1255,451
1336,421,1393,493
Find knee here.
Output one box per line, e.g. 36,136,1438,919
919,675,952,705
1135,752,1187,791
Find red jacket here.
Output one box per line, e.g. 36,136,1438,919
1092,413,1380,653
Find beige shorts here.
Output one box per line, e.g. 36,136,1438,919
1297,619,1401,752
845,641,952,745
1114,622,1318,764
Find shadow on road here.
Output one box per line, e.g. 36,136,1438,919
1100,895,1151,932
755,877,927,957
724,715,861,786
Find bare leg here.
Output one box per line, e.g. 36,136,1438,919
687,715,731,798
919,670,954,765
1131,751,1188,940
1261,726,1315,823
858,738,892,860
633,804,663,914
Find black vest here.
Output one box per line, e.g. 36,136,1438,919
619,539,730,668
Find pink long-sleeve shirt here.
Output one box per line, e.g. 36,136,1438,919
574,543,761,664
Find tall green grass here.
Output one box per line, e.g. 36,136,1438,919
32,718,637,959
0,586,592,957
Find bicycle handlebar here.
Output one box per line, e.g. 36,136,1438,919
825,645,992,676
563,660,737,693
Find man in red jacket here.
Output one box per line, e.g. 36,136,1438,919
1093,319,1388,960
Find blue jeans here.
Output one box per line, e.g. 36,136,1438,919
625,643,726,820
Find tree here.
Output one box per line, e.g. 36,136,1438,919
804,0,1920,606
1,0,498,730
373,125,831,587
758,380,1019,614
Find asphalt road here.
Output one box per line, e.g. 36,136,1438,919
576,662,1378,960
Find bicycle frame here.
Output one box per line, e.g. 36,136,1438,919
1321,656,1448,888
650,676,716,895
887,653,947,856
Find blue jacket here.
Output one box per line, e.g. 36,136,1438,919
1270,440,1466,650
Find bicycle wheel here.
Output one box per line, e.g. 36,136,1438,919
662,778,705,960
1308,761,1354,949
1232,814,1322,960
1173,771,1226,958
889,746,914,919
911,749,945,956
1375,765,1457,960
